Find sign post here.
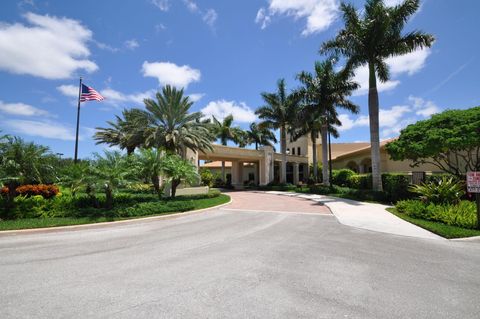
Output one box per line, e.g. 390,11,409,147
466,172,480,229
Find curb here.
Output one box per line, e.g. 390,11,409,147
0,196,232,237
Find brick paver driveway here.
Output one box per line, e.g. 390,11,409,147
225,190,331,214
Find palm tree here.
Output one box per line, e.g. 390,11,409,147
134,148,163,197
296,58,359,185
256,79,301,183
211,114,244,181
143,85,213,157
244,122,277,150
94,108,150,155
160,154,199,198
0,137,57,217
321,0,434,190
92,151,132,210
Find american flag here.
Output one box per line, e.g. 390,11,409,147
80,83,105,102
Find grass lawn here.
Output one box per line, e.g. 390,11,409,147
0,193,230,231
387,208,480,239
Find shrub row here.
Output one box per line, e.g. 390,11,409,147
396,199,477,229
0,190,222,220
1,184,60,199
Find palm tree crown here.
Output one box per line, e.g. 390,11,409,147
94,108,150,155
143,85,213,156
294,58,359,183
256,79,301,183
245,122,277,150
321,0,434,190
211,114,244,146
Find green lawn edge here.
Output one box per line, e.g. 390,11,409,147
386,207,480,239
0,194,230,231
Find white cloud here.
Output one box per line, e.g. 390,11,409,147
336,96,441,137
155,23,167,32
0,12,97,79
100,88,155,106
124,39,139,50
384,0,404,7
151,0,169,11
352,65,400,96
200,100,257,123
142,61,201,88
353,48,431,96
202,9,218,28
183,0,199,12
255,8,271,29
0,100,51,117
57,84,78,97
387,48,431,76
408,95,440,117
188,93,205,103
256,0,339,36
3,119,77,141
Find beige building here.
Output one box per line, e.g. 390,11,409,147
196,135,441,188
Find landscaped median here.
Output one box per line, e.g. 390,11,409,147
0,189,230,231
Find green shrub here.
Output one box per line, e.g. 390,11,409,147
119,201,196,217
332,169,356,187
126,183,154,193
200,169,215,188
395,199,477,229
409,176,464,205
382,173,412,202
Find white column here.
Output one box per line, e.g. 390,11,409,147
293,162,299,185
280,161,287,184
231,161,244,189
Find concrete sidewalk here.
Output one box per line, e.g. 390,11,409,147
266,191,444,240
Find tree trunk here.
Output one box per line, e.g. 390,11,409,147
311,132,318,182
255,142,258,150
280,125,287,184
368,62,383,191
320,123,330,186
171,179,181,199
221,161,226,182
2,182,18,219
152,174,160,197
105,185,113,210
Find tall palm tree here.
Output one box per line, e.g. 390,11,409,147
321,0,434,190
296,58,359,185
256,79,301,183
211,114,244,181
245,122,277,150
143,85,213,156
95,108,150,155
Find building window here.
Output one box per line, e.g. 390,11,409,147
297,147,301,155
292,148,295,155
286,148,290,154
248,173,255,181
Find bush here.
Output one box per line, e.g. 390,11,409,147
332,169,356,187
1,184,60,199
409,176,464,205
200,169,215,188
118,201,196,217
382,174,412,202
126,183,154,193
396,199,477,229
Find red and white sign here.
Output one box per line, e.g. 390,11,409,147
467,172,480,193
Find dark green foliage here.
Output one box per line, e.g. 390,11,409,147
332,169,356,187
395,199,477,229
386,107,480,176
382,174,412,202
409,176,464,205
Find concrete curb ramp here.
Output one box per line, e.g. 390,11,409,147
265,191,444,240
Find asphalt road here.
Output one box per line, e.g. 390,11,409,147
1,203,479,318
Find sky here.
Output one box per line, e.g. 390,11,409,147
0,0,479,159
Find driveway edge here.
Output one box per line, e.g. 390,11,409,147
0,195,232,237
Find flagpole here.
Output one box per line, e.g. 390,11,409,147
74,77,82,164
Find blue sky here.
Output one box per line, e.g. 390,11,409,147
0,0,479,158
